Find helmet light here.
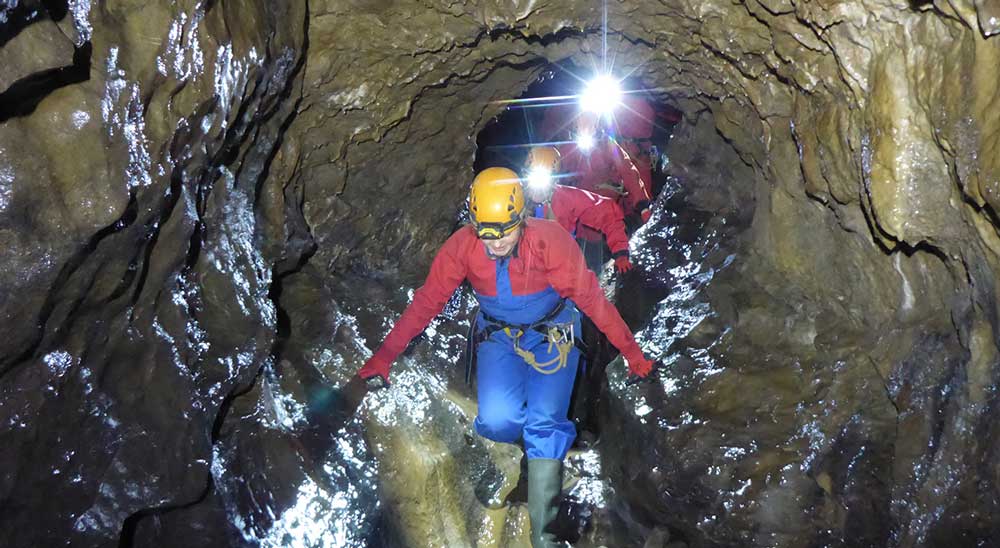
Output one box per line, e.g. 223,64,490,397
526,167,553,192
579,74,623,115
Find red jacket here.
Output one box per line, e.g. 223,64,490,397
558,138,652,217
613,95,655,139
617,139,653,200
367,218,645,371
534,185,630,257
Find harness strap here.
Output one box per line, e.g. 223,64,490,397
475,299,565,345
473,299,587,374
479,298,567,332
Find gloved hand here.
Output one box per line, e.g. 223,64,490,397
626,354,659,384
614,255,633,274
640,208,652,224
358,355,392,388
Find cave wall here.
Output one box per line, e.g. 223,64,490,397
620,3,1000,545
1,1,307,546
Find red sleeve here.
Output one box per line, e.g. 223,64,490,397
570,189,630,256
611,140,652,213
368,229,470,369
549,186,580,234
537,224,644,365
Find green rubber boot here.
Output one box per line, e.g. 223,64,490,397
527,458,562,548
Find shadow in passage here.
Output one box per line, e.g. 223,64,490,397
293,374,370,467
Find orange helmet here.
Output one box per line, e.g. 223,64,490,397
524,146,560,198
469,167,525,239
526,146,561,173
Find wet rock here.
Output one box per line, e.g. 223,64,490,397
976,0,1000,36
0,18,75,92
643,527,670,548
1,1,307,546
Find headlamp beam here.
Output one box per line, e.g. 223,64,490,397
579,74,623,115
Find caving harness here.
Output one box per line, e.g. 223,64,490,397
464,299,587,385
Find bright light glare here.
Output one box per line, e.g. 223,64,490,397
579,74,622,114
576,132,595,151
527,167,553,191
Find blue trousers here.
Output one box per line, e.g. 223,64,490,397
473,317,581,461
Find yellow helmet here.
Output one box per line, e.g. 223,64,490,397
469,167,525,239
526,146,561,173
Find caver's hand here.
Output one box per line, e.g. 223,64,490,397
626,354,662,385
357,355,391,390
614,255,634,274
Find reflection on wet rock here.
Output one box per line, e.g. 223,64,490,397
1,2,309,547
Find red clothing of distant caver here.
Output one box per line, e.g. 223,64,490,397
531,184,630,260
558,138,652,241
